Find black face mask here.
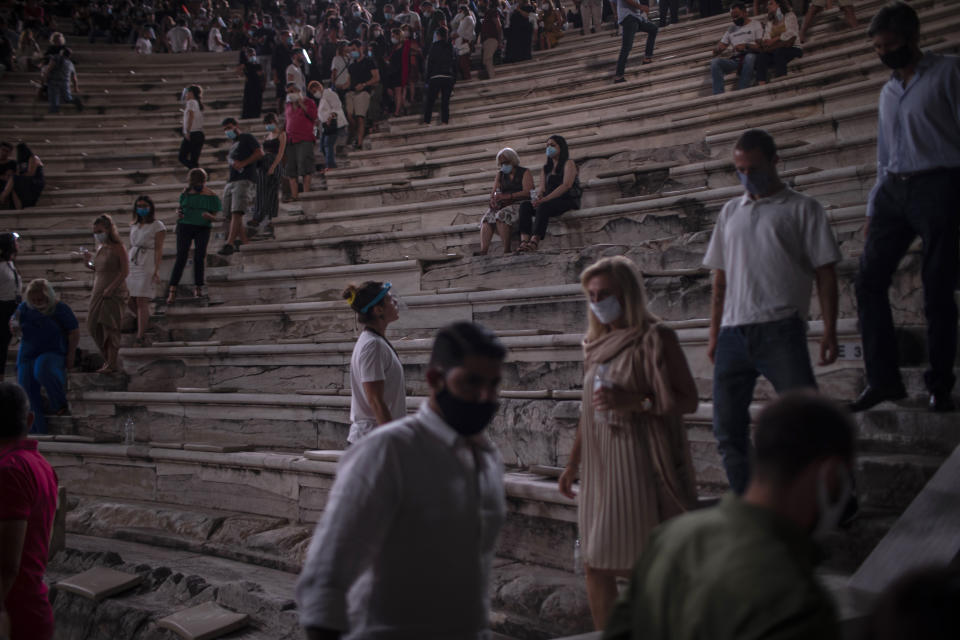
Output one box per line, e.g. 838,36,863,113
880,44,913,70
733,17,744,26
436,387,498,437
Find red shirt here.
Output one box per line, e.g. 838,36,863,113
285,97,319,144
0,439,58,640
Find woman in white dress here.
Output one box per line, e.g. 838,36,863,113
126,195,166,344
341,280,405,444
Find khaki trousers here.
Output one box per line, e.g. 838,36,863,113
482,38,499,79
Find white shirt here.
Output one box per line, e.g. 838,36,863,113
135,37,153,54
167,25,193,53
286,62,306,94
719,19,764,55
0,261,21,301
348,329,406,444
317,88,346,128
703,187,841,327
296,402,506,639
207,26,225,52
182,98,203,135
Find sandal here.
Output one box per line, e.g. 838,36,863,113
526,237,540,252
517,240,531,252
166,286,176,305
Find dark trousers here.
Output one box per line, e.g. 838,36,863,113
616,16,658,77
0,299,17,379
178,131,205,169
423,77,454,125
168,223,212,287
659,0,679,25
855,169,960,394
518,197,577,239
755,46,803,82
698,0,723,16
458,53,472,80
712,316,817,493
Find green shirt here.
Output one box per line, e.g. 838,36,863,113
178,191,221,228
603,494,839,640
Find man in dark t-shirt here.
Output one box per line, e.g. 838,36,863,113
219,117,264,255
345,39,379,149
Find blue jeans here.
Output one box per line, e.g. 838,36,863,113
710,54,756,94
18,352,67,434
712,316,817,494
48,83,72,113
616,16,658,77
321,128,341,168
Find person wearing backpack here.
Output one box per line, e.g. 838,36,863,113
422,27,455,125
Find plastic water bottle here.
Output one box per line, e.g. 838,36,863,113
123,416,135,445
573,538,584,576
530,188,537,201
593,363,612,424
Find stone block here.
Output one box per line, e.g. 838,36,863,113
55,567,143,601
157,601,249,640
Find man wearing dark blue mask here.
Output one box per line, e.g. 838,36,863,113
851,2,960,414
296,321,508,640
703,129,842,495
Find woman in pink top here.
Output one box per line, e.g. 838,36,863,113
0,382,58,640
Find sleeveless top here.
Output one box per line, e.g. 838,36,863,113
500,165,528,195
263,137,281,155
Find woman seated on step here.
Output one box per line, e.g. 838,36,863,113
0,143,45,210
342,281,405,444
79,214,128,374
478,147,534,255
126,195,166,346
518,134,581,252
167,168,221,304
558,255,699,629
13,278,80,434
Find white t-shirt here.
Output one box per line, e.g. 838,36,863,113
208,27,225,52
182,98,203,135
719,19,764,55
0,261,21,301
135,37,153,54
167,25,193,53
348,329,407,444
702,187,842,327
286,63,306,94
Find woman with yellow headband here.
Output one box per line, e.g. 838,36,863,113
341,280,405,444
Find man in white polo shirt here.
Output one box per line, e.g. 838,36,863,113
704,129,842,494
709,2,764,94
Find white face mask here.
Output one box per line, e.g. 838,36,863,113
589,295,623,325
94,232,107,244
287,92,300,102
313,91,323,99
812,463,853,541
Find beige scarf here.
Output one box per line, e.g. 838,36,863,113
583,324,698,520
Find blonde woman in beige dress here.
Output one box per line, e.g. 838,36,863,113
80,214,128,373
558,255,699,629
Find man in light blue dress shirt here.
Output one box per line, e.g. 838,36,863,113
851,2,960,413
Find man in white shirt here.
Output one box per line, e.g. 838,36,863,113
166,19,194,53
297,322,507,639
703,129,841,494
286,49,307,95
709,2,763,94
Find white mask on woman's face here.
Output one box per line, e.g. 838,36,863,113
94,232,107,245
589,295,622,325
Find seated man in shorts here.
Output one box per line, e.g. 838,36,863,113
219,118,264,256
799,0,857,42
345,39,379,150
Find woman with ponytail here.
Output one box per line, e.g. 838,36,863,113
167,168,220,303
342,281,405,444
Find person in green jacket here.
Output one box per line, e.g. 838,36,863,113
603,391,854,640
166,168,221,303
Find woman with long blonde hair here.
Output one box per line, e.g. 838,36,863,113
79,214,128,373
558,255,699,629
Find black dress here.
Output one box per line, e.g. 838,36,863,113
241,61,263,119
504,5,534,63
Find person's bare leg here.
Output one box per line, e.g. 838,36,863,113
584,567,620,630
497,221,513,253
235,214,249,244
479,223,494,254
799,5,822,42
11,191,21,210
136,297,149,339
842,5,857,28
287,176,299,200
357,116,366,146
302,174,311,193
0,178,13,205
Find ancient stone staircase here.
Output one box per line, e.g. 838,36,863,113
4,1,959,637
